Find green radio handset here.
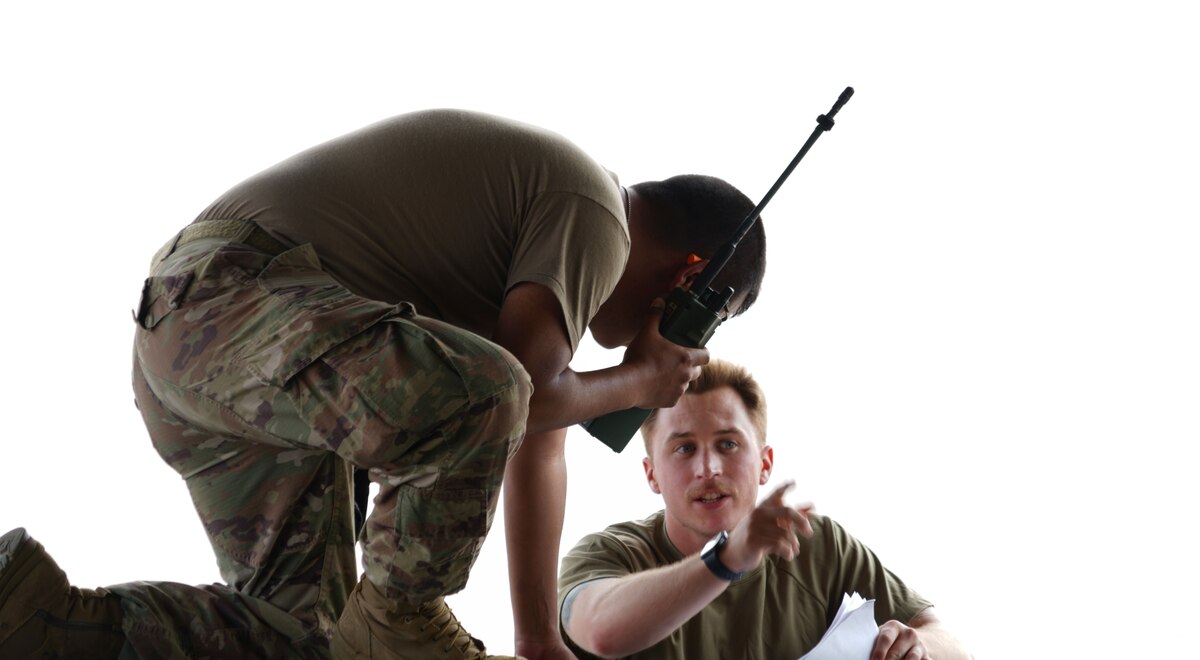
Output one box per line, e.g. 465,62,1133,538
581,86,855,452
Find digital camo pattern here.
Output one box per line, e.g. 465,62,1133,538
116,232,530,658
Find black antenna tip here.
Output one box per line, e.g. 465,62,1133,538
841,87,854,100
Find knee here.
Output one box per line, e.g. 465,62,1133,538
463,343,531,438
332,318,533,470
502,350,532,425
411,343,530,472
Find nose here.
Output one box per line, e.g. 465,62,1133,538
697,448,722,479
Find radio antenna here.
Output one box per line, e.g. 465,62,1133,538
691,86,854,295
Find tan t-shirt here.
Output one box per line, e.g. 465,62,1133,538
558,511,933,660
196,109,629,351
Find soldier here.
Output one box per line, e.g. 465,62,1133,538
0,109,766,659
558,359,972,659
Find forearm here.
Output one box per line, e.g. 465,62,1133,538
567,487,814,658
492,283,705,435
565,556,728,658
525,364,646,434
505,429,569,647
915,623,972,660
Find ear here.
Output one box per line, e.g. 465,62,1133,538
668,258,710,291
643,456,662,494
759,445,774,485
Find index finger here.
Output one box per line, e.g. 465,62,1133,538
764,480,795,505
869,621,900,660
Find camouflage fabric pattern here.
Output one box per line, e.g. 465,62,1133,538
115,229,531,658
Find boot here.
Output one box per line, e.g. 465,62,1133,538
0,527,125,659
332,579,523,659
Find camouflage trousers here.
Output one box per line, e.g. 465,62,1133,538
112,223,531,658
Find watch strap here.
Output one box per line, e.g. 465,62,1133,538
701,531,744,581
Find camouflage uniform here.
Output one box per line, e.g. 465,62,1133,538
114,221,531,658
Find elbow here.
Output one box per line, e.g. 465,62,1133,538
573,617,650,659
563,580,645,658
524,389,562,436
512,428,568,463
565,608,628,659
573,630,624,659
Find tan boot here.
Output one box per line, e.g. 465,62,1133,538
0,528,125,659
333,579,523,659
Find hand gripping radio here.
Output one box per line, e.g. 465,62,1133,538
581,87,855,452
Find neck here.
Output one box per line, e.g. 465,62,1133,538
662,510,712,557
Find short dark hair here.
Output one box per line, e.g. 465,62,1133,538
631,175,766,316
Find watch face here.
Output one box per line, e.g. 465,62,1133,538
702,530,727,555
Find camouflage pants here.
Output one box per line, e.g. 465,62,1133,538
112,226,531,658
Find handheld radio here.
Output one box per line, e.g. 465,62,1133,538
581,86,855,452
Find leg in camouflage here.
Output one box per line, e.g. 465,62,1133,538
118,232,531,658
111,355,353,658
0,528,125,659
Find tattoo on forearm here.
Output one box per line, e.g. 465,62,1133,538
561,583,587,629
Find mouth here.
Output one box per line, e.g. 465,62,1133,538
690,486,733,508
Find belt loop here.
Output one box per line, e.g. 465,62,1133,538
230,220,258,244
150,219,290,272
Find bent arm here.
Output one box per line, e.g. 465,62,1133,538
562,483,813,657
562,556,729,658
493,283,705,435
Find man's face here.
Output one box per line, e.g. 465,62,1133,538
643,387,772,551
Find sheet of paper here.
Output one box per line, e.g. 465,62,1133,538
797,592,879,660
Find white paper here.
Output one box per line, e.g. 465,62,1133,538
796,592,879,660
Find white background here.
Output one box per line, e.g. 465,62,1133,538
2,2,1197,658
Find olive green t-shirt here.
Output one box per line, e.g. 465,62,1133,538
558,511,932,660
196,109,629,351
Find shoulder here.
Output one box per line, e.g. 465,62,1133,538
773,513,865,582
791,513,892,574
805,513,864,550
795,513,845,552
560,512,668,582
565,511,664,561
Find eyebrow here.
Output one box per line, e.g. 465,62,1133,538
665,428,744,442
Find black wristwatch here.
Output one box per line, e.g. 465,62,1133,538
700,530,744,581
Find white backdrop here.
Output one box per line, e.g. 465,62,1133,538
2,2,1197,658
